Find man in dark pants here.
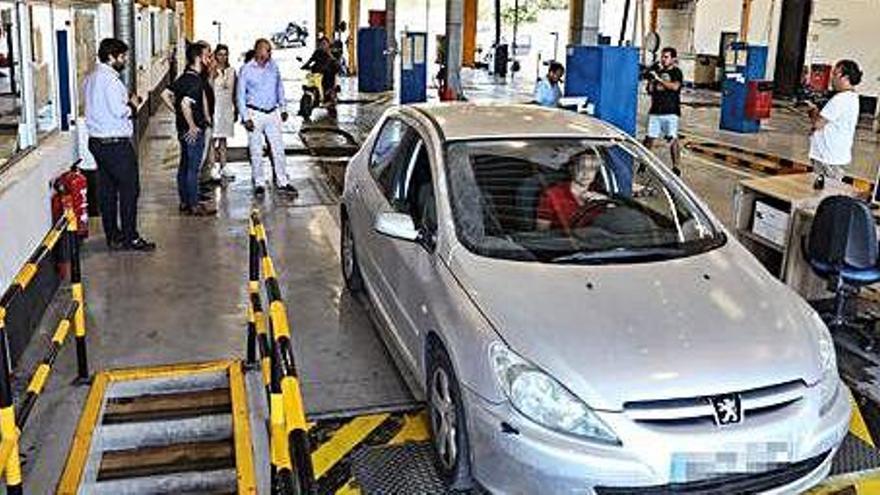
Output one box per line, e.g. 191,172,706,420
83,38,156,251
161,42,216,216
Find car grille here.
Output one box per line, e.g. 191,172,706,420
623,380,805,426
594,450,829,494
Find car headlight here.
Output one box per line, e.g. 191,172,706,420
816,326,840,414
489,342,620,445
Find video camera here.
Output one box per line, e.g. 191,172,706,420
639,62,661,81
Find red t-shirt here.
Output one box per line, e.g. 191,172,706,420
537,183,579,230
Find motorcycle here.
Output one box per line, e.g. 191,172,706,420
299,72,324,121
271,22,308,49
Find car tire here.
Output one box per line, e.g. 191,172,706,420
427,343,473,490
341,215,364,292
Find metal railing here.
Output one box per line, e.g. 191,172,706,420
0,208,89,494
248,209,316,494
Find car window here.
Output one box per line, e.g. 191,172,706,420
399,140,437,236
369,118,419,202
444,139,723,263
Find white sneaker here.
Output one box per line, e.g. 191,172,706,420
221,167,236,179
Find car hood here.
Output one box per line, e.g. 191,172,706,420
448,242,825,411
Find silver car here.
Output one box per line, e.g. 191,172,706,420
340,104,850,494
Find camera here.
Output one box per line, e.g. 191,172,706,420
639,62,661,81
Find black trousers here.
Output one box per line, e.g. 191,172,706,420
88,138,140,244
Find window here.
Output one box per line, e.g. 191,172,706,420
401,140,437,237
369,118,419,202
31,3,58,135
445,139,723,264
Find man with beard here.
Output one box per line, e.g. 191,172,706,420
84,38,156,251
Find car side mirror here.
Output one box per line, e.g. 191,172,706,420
375,212,420,242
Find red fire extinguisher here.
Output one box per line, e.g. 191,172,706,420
52,160,89,238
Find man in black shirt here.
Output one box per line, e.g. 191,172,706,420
161,42,216,216
644,47,684,175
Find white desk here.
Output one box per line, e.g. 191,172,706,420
733,174,865,299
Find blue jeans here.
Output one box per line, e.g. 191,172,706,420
177,132,206,208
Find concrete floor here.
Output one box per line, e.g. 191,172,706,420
15,68,878,491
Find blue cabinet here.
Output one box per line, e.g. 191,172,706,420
358,27,390,93
564,45,639,135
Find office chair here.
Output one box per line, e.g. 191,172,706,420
805,195,880,350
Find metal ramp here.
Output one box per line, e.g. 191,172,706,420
57,360,268,494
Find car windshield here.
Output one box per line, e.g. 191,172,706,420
445,138,724,264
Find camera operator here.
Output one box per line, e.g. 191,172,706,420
644,47,683,175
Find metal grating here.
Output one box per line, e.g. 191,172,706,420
350,443,456,495
831,434,880,476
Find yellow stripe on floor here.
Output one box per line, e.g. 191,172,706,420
806,468,880,494
312,413,389,478
335,480,361,495
389,411,431,445
850,394,875,448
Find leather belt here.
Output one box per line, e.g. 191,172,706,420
89,137,131,144
246,104,276,114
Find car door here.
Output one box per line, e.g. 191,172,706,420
379,133,444,370
348,117,421,352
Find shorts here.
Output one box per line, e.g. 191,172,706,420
647,114,679,140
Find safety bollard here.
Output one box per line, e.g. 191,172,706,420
246,219,260,366
252,211,316,494
66,209,89,383
0,309,23,495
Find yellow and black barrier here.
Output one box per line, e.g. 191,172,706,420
249,210,316,494
0,207,90,494
16,300,79,428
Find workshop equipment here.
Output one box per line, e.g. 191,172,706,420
400,31,427,104
564,45,639,135
720,43,771,133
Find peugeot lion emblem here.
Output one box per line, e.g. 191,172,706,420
708,394,743,426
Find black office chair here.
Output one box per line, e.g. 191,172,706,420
805,195,880,350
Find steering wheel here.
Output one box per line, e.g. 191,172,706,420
569,199,617,229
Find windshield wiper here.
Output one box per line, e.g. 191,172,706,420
550,246,687,264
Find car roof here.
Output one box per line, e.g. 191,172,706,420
405,103,625,142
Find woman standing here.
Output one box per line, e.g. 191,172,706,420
210,44,237,181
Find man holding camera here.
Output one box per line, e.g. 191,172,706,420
644,47,683,175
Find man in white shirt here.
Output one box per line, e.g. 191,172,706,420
808,59,862,190
84,38,156,251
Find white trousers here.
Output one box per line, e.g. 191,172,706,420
247,110,290,187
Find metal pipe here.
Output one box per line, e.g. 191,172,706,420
445,0,463,97
386,0,396,89
619,0,632,46
113,0,136,93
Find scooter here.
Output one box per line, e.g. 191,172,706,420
299,72,324,121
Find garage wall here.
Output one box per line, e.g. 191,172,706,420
0,134,76,289
690,0,782,78
806,0,880,97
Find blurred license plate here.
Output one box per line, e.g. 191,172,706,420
670,444,791,483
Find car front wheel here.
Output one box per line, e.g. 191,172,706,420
428,343,473,490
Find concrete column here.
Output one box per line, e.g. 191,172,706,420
445,0,463,97
113,0,137,93
184,0,194,39
348,0,360,75
386,0,396,89
462,0,477,67
569,0,601,46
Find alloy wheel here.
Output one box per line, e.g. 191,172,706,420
430,366,458,471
